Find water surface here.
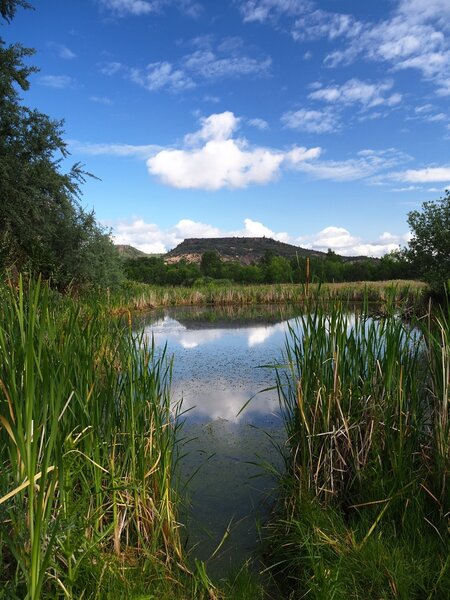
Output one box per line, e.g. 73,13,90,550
140,305,300,574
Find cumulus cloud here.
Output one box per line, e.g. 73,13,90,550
111,216,407,258
111,217,291,252
309,79,402,109
147,111,321,190
281,108,339,134
305,226,405,257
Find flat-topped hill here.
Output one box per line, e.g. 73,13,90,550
165,237,327,265
165,237,373,265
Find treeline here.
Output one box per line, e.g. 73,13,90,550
124,249,416,287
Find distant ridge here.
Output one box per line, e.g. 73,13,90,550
166,237,327,265
118,238,377,264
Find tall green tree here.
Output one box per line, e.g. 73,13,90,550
0,1,122,289
404,192,450,294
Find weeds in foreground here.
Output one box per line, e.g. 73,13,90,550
0,277,198,598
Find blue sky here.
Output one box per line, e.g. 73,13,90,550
5,0,450,255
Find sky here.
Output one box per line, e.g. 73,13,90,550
4,0,450,256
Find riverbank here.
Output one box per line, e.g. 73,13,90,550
107,279,427,315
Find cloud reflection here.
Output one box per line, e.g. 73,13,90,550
247,322,286,347
171,378,278,423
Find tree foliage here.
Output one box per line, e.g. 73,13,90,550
0,1,123,289
404,191,450,293
124,249,414,287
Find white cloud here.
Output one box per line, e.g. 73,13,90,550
398,0,450,29
392,166,450,182
111,217,292,252
111,216,405,258
130,62,194,92
38,75,74,88
415,103,434,113
281,108,338,134
245,0,450,94
173,218,221,239
294,148,411,182
247,117,269,130
68,140,162,159
239,0,312,23
147,111,320,190
89,95,113,105
292,9,359,41
184,111,240,145
100,38,271,93
323,7,450,93
436,79,450,96
309,79,401,109
182,49,271,80
391,185,422,192
99,61,123,75
307,226,403,257
242,218,289,241
48,42,77,60
203,94,220,103
99,0,159,15
98,0,202,17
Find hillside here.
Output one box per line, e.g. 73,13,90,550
165,237,371,265
115,245,148,259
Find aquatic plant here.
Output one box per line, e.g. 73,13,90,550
107,280,427,314
0,277,187,598
267,300,449,598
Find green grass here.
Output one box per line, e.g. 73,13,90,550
0,276,443,599
266,299,449,598
107,279,427,314
0,277,208,599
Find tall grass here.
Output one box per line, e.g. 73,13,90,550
267,300,449,598
107,280,427,314
0,277,191,598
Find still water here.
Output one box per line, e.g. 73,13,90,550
139,305,302,575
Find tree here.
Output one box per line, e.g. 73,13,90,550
200,251,222,278
404,192,450,293
0,1,123,289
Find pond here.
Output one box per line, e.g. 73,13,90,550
138,304,303,576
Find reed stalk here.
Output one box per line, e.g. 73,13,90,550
0,277,185,598
268,299,449,598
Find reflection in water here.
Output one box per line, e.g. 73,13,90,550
139,304,378,576
142,308,294,425
140,305,294,575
